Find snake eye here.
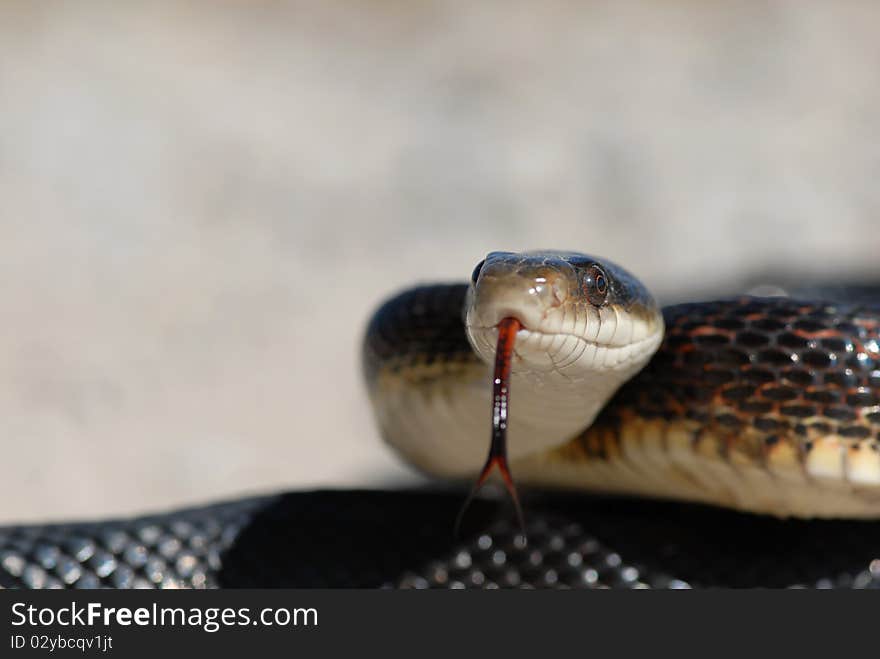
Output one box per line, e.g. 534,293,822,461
471,259,485,285
583,264,609,306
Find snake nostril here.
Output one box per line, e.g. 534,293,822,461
529,275,566,307
551,279,568,305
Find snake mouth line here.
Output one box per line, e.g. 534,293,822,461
467,323,619,348
466,322,662,373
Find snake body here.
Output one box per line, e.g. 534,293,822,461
364,250,880,518
7,491,880,589
6,251,880,589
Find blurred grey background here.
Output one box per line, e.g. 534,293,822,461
1,1,879,522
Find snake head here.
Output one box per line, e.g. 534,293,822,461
464,250,664,380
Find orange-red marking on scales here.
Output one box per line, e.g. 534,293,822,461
455,316,526,539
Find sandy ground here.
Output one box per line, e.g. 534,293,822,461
1,1,879,522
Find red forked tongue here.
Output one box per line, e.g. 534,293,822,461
455,316,526,540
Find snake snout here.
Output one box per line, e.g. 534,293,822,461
464,276,578,374
468,262,574,330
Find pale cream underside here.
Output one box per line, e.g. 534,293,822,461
372,329,655,479
372,363,880,519
513,418,880,519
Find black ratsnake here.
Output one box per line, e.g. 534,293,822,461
3,250,880,589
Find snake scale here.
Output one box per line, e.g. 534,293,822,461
4,249,880,589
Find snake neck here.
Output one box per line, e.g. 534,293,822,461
503,360,653,464
366,340,659,479
363,282,664,479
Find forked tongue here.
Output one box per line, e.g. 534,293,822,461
455,316,526,540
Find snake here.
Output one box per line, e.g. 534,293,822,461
5,249,880,590
363,249,880,519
